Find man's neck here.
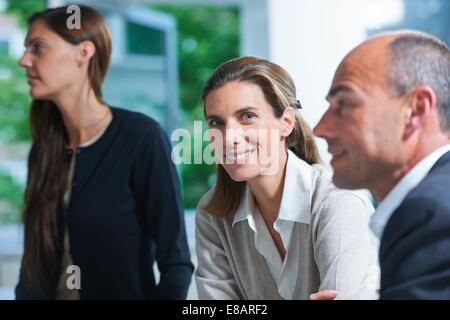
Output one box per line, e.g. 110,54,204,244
372,138,450,202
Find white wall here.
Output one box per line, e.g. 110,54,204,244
266,0,404,163
267,0,366,163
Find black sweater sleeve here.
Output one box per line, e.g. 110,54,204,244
130,121,194,299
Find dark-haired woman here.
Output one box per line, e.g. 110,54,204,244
195,56,379,300
16,5,193,299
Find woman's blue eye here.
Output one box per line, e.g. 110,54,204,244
32,43,43,54
242,113,255,121
210,119,223,127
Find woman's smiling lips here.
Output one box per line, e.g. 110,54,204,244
225,149,256,164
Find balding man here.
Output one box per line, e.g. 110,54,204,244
313,31,450,299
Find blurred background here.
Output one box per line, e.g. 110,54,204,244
0,0,448,299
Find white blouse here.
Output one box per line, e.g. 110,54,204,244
195,150,380,300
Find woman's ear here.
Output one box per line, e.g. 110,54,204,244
76,40,96,67
280,106,296,138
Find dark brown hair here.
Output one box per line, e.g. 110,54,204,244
201,56,322,218
22,5,111,296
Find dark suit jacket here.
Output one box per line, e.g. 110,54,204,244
380,151,450,299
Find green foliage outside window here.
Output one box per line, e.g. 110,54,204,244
5,0,46,28
0,1,240,224
126,21,166,55
150,5,240,208
0,54,31,143
0,0,45,224
0,53,31,225
0,170,25,224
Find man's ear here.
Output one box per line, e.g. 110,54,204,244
404,85,436,138
280,106,296,138
76,40,96,67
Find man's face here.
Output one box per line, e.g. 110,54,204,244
313,37,408,192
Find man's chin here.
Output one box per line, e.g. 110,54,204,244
332,173,360,190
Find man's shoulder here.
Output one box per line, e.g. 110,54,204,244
388,172,450,227
403,162,450,212
381,166,450,256
379,164,450,298
397,151,450,213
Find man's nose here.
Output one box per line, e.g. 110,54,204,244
313,109,335,140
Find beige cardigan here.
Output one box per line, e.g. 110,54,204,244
195,153,379,300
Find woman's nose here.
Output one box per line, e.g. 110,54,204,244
18,51,32,68
224,125,246,146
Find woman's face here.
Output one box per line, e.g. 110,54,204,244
19,20,82,100
205,80,293,182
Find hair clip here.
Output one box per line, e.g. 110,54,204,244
294,99,302,109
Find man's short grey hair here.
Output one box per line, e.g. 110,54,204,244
386,30,450,131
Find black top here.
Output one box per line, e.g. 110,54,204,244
380,151,450,299
16,106,194,299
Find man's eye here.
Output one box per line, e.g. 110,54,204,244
335,100,348,114
242,113,256,121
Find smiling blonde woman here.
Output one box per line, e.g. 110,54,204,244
195,56,380,300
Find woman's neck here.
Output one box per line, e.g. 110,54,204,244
247,148,289,224
52,86,112,149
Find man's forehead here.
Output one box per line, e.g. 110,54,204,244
330,35,398,93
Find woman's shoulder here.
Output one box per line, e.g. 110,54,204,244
195,186,235,227
110,106,163,136
195,187,221,233
109,106,172,155
309,163,335,200
309,163,374,219
196,187,218,223
197,186,216,210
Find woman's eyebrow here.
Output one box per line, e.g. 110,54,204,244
233,106,258,115
206,106,258,120
205,114,221,121
24,37,46,47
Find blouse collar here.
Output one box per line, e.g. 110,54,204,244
232,149,312,227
